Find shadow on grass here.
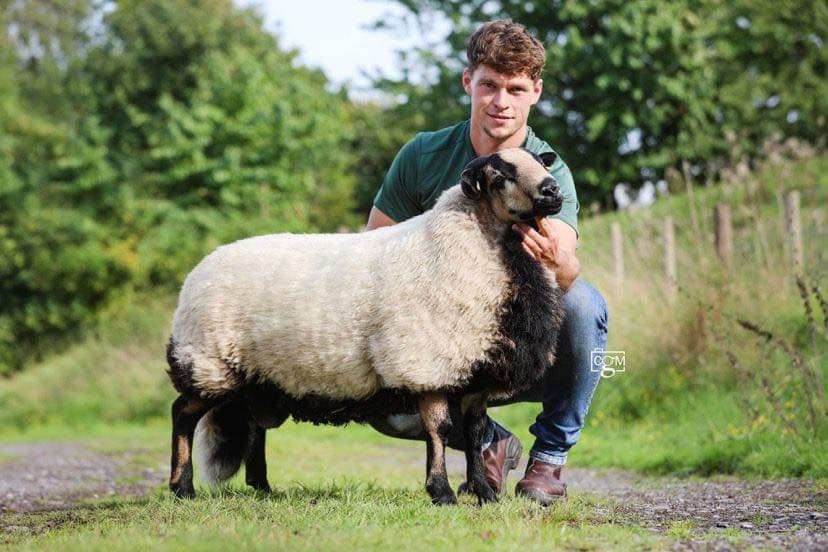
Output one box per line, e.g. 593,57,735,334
1,495,155,543
205,481,423,504
199,481,629,526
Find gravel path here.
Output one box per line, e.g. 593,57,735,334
446,452,828,551
0,442,825,550
0,442,164,538
565,466,827,550
0,443,162,514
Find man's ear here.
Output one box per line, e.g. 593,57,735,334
530,77,543,105
539,151,557,168
460,157,487,199
462,68,473,95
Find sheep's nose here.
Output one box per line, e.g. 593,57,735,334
534,176,563,216
539,177,558,197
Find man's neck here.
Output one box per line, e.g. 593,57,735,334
469,120,528,156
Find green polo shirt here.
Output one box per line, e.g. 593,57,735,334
373,120,579,235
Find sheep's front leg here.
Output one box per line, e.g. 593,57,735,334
418,392,456,505
170,395,212,499
461,393,497,505
245,423,271,492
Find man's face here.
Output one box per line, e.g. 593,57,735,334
462,64,543,143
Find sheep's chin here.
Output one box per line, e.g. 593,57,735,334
511,212,539,230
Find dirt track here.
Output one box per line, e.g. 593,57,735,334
1,442,825,550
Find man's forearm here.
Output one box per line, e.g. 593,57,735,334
364,206,397,232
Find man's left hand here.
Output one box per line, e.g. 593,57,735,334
511,218,580,290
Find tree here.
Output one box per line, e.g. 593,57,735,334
702,0,827,155
0,0,363,372
346,100,426,218
370,0,824,204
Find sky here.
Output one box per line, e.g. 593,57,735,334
239,0,446,94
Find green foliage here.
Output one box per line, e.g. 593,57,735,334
371,0,826,203
702,0,827,152
0,0,361,373
0,200,131,374
346,101,426,218
80,0,357,224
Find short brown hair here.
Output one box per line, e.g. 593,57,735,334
466,20,546,80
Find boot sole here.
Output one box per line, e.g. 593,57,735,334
515,486,567,506
457,435,523,496
501,436,523,487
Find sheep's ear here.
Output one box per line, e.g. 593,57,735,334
461,157,487,200
538,151,557,168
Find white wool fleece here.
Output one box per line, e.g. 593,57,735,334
170,186,520,400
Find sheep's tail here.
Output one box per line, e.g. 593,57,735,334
194,398,251,487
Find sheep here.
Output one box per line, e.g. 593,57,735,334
165,147,566,505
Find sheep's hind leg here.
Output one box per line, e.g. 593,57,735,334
170,394,213,499
461,393,497,505
418,393,456,505
245,423,271,492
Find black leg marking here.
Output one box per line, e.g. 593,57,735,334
169,395,212,499
245,423,270,492
461,394,497,505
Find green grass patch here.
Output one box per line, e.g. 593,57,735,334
4,490,666,551
699,527,748,546
665,520,696,539
1,424,666,551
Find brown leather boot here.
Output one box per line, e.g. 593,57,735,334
515,458,567,505
458,427,522,496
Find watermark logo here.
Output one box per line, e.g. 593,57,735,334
590,349,626,378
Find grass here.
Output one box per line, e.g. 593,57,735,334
5,492,663,551
665,520,696,539
568,152,828,478
1,422,665,551
0,293,175,432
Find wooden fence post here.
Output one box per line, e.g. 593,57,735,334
259,182,269,218
663,217,677,300
784,190,804,274
714,204,733,271
611,222,623,297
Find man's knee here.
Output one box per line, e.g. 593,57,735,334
562,280,609,330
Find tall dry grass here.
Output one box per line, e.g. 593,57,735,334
564,151,827,473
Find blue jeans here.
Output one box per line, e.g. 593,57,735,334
487,279,608,465
368,280,609,464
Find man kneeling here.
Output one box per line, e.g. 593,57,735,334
364,19,608,505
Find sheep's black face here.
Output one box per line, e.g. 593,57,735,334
460,148,563,225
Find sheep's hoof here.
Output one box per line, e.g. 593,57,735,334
247,479,271,493
467,478,498,505
170,483,196,499
431,492,458,506
475,486,498,506
427,479,457,506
